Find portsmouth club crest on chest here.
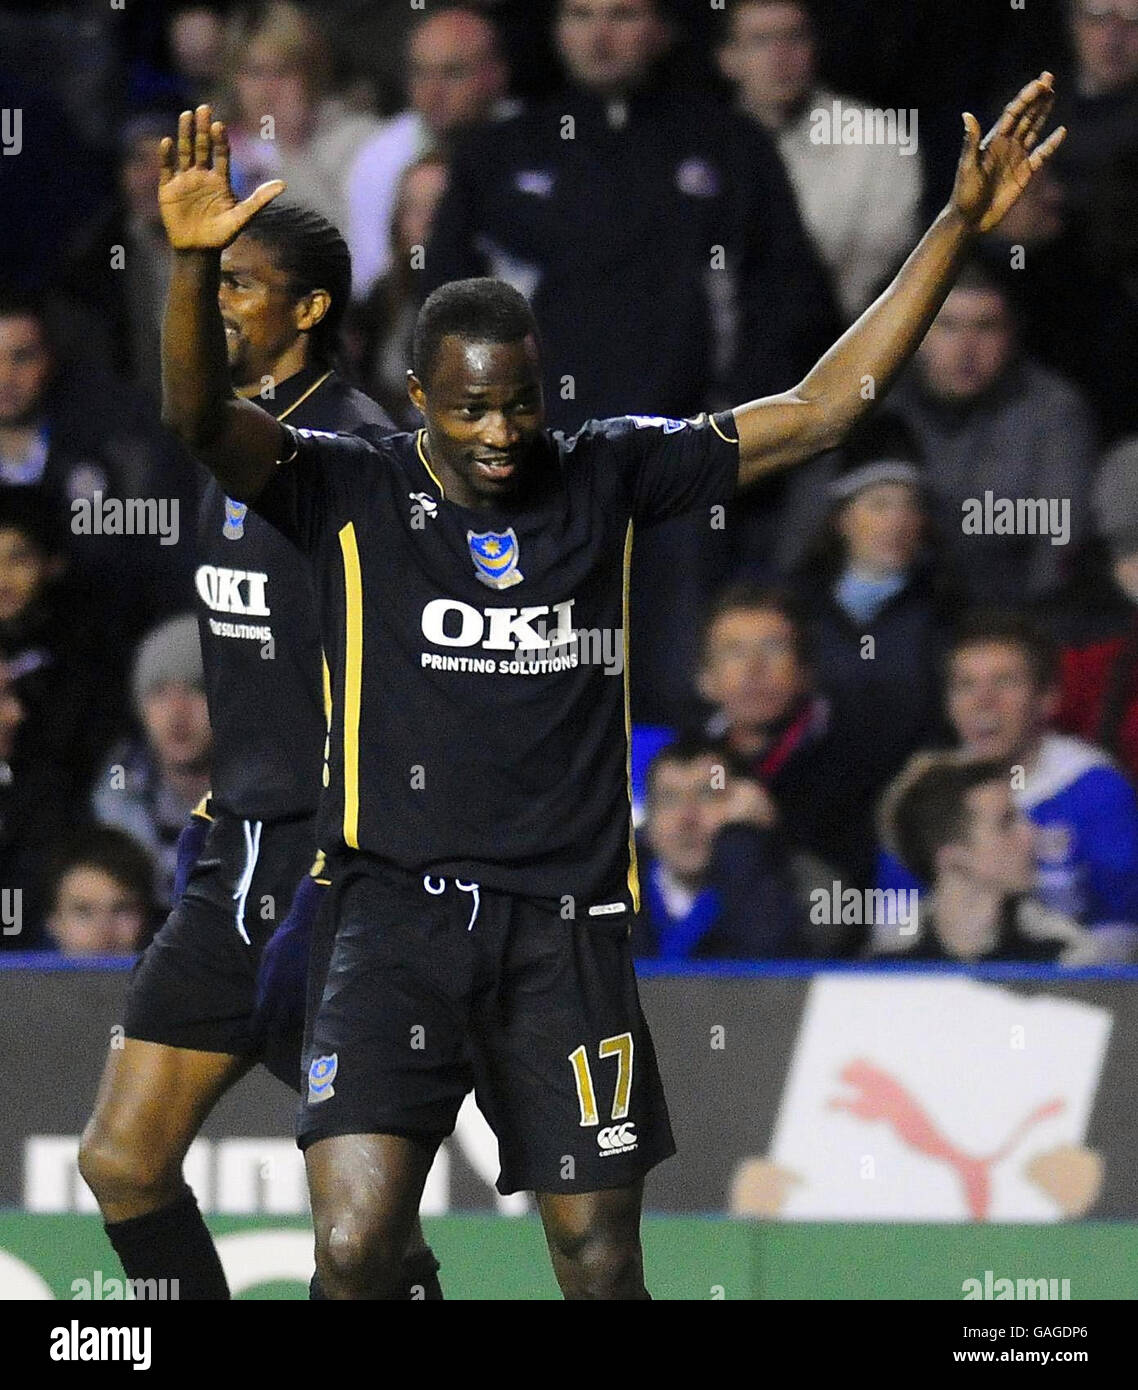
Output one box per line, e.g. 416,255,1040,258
223,495,248,540
467,527,523,589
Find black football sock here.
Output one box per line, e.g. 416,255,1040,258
401,1246,443,1300
104,1188,229,1300
309,1248,443,1300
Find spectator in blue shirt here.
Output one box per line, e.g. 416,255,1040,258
631,737,804,961
873,610,1138,956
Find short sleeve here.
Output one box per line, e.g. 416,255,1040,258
251,424,381,553
573,412,740,527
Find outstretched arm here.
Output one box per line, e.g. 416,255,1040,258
732,73,1066,488
160,105,287,500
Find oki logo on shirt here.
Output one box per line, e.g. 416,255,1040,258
195,565,271,617
421,598,575,652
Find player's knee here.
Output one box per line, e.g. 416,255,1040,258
317,1212,406,1299
549,1227,644,1300
78,1122,182,1209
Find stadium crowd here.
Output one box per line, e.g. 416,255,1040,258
3,0,1138,964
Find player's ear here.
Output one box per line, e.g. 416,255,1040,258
407,370,426,414
295,288,331,333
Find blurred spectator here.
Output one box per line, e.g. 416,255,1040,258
0,660,68,948
346,156,451,427
875,611,1138,950
0,288,196,639
92,614,211,909
697,584,882,904
0,487,125,809
168,4,228,102
788,414,956,800
1054,436,1138,782
423,0,839,725
718,0,921,321
346,5,513,299
631,737,804,960
424,0,839,428
42,825,158,957
63,112,175,403
220,1,383,239
874,754,1105,964
974,165,1138,445
888,258,1094,604
1050,0,1138,214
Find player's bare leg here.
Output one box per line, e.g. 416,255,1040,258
80,1039,248,1222
536,1182,648,1300
306,1132,438,1299
78,1039,248,1298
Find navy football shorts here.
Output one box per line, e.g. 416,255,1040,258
298,853,676,1195
123,806,316,1088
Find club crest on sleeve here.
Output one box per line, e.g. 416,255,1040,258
467,528,524,589
223,496,247,540
308,1053,338,1103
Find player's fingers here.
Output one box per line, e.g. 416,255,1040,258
193,104,212,168
1028,125,1067,170
961,111,982,163
994,72,1052,140
158,134,175,184
241,179,287,220
176,109,193,172
211,120,230,184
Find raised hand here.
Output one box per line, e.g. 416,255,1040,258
951,72,1067,233
158,105,285,251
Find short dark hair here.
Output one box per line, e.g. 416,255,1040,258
951,253,1016,304
699,582,814,668
412,277,539,387
948,609,1060,691
645,735,753,804
241,200,352,366
890,756,1011,884
0,286,49,331
47,825,157,916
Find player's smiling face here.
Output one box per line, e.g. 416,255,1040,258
408,335,546,510
218,235,326,392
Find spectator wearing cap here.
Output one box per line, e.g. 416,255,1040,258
718,0,921,323
42,825,159,957
1055,436,1138,784
887,257,1095,604
92,614,211,909
874,610,1138,957
631,737,805,961
0,487,125,810
787,414,958,802
873,753,1105,964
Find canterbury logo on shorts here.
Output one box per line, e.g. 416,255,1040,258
597,1122,637,1154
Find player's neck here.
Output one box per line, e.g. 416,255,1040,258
233,344,313,400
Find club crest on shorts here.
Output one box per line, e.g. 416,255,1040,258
223,496,247,540
308,1053,338,1103
467,528,523,589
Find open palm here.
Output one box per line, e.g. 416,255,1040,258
952,73,1066,233
158,105,285,251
